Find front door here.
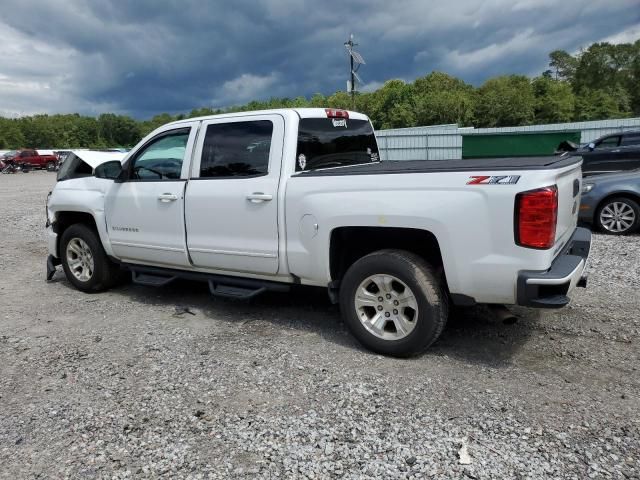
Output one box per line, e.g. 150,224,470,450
583,135,621,174
105,123,198,267
185,114,284,275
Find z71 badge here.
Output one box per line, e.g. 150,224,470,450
467,175,521,185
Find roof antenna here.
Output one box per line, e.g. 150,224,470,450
344,33,365,110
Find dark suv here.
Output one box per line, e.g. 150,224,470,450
579,130,640,176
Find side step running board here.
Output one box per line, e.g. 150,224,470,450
132,271,176,287
126,264,290,300
209,282,266,299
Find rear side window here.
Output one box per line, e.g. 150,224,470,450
296,118,379,171
199,121,273,178
621,134,640,146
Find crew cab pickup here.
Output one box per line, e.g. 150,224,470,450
46,108,591,356
16,149,58,170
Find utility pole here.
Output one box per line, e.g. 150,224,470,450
344,34,365,110
347,35,355,108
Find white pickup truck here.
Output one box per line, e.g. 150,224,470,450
46,108,591,356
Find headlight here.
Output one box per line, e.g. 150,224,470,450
582,183,594,194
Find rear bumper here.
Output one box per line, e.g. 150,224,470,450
517,227,591,308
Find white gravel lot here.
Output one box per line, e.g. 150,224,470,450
1,171,639,479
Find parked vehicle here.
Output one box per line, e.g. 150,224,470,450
574,131,640,176
45,109,591,356
2,150,18,161
1,158,28,174
579,169,640,234
15,149,59,170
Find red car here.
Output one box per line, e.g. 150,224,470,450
14,149,59,170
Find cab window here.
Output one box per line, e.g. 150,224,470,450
199,121,273,178
595,136,620,149
129,129,190,180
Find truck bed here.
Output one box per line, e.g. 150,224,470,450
295,156,582,177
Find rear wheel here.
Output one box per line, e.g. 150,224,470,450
339,249,448,357
595,197,640,235
60,224,121,292
46,161,56,171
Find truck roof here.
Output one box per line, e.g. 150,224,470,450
167,108,369,127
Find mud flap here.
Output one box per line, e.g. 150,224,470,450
46,255,61,281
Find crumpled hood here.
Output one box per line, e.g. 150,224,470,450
71,150,126,169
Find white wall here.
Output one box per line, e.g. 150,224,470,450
376,117,640,161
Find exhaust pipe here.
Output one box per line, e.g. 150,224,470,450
488,304,518,324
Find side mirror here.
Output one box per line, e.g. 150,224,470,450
94,161,123,180
588,142,595,151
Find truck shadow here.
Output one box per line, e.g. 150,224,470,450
51,275,541,366
431,305,541,366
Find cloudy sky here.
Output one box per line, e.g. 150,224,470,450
1,0,639,118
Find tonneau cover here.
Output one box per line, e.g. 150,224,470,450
295,156,583,176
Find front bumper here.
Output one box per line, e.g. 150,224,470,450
47,225,58,258
517,227,591,308
46,225,60,281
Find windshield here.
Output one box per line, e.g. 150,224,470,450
296,118,379,171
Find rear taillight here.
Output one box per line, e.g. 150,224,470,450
515,185,558,249
325,108,349,119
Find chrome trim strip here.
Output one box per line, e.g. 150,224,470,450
526,259,585,285
189,247,277,258
111,241,184,253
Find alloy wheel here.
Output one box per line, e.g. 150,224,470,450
66,238,95,282
599,201,636,233
354,274,419,341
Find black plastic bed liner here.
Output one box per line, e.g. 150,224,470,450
294,156,582,177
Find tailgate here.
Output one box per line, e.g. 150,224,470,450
554,162,582,244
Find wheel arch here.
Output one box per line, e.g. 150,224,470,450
52,211,99,257
329,226,447,289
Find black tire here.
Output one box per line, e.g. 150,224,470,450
339,249,448,357
60,223,121,292
46,161,56,171
595,196,640,235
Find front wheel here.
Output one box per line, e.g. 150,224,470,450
60,224,121,292
595,197,640,235
339,250,448,357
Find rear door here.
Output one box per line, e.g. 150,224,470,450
18,150,36,166
616,133,640,171
184,114,284,275
105,122,199,267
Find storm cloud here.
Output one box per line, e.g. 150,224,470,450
0,0,638,118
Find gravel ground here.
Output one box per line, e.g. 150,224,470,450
1,171,639,479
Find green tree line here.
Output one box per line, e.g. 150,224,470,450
0,40,638,149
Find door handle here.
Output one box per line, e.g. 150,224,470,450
246,193,273,203
158,193,178,202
